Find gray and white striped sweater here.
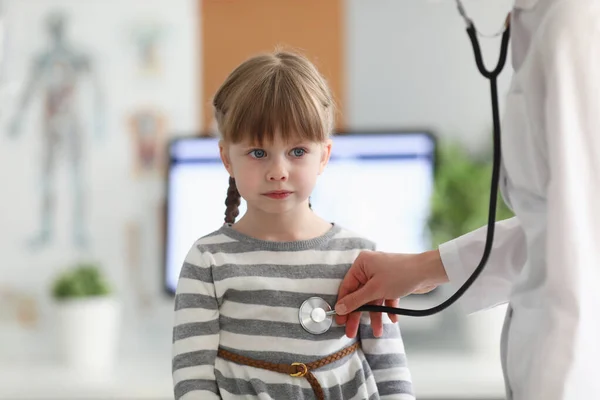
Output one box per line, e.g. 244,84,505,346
172,223,415,400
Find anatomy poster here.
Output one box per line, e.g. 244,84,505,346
6,10,104,251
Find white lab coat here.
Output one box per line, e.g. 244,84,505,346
439,0,600,399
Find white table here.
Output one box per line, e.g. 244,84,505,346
0,353,505,400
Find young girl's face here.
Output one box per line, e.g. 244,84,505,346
220,133,332,215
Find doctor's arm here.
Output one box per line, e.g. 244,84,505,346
439,216,527,314
540,5,600,366
543,17,600,294
508,13,600,399
335,217,526,335
172,246,221,400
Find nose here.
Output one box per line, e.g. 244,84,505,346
266,158,289,181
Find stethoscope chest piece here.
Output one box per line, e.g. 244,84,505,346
299,297,333,335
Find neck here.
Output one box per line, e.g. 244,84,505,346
233,203,331,242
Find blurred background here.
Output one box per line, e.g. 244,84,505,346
0,0,515,399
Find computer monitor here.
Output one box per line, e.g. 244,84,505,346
164,131,437,295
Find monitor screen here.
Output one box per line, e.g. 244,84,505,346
164,132,436,295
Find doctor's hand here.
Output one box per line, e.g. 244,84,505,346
335,250,448,338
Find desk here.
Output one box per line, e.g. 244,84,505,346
0,353,505,399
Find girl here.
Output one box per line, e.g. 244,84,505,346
172,50,414,400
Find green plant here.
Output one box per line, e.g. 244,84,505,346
427,140,514,248
51,263,112,300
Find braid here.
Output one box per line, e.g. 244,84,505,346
224,177,241,224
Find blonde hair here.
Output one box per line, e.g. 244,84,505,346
213,50,335,224
213,50,335,144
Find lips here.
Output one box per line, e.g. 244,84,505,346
263,190,292,199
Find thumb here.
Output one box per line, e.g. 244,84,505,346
335,280,380,315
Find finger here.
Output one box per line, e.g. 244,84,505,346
334,313,348,326
335,280,380,316
385,298,400,323
335,272,363,326
335,309,351,325
344,312,362,339
336,252,369,325
370,309,383,338
336,256,368,302
370,312,383,337
413,285,437,295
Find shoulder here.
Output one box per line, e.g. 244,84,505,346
537,0,600,65
195,226,234,247
184,226,236,266
331,224,377,251
541,0,598,31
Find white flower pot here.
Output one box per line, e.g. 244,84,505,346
55,296,121,372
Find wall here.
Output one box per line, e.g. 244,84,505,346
347,0,514,152
201,0,345,132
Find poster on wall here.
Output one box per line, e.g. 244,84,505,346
6,11,104,251
127,107,168,179
128,21,168,79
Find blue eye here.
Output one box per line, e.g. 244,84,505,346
291,148,306,157
249,149,266,159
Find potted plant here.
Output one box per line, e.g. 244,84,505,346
427,140,514,353
427,141,514,248
52,262,120,372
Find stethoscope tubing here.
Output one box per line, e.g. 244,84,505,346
352,20,511,317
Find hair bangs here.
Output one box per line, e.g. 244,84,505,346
222,68,329,146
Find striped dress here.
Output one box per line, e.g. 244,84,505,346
172,223,415,400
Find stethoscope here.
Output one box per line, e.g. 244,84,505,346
300,0,512,335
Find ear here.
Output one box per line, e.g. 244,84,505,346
318,139,333,175
219,140,234,177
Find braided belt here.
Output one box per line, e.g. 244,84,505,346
217,342,360,400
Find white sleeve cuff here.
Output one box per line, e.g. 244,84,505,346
438,239,489,315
